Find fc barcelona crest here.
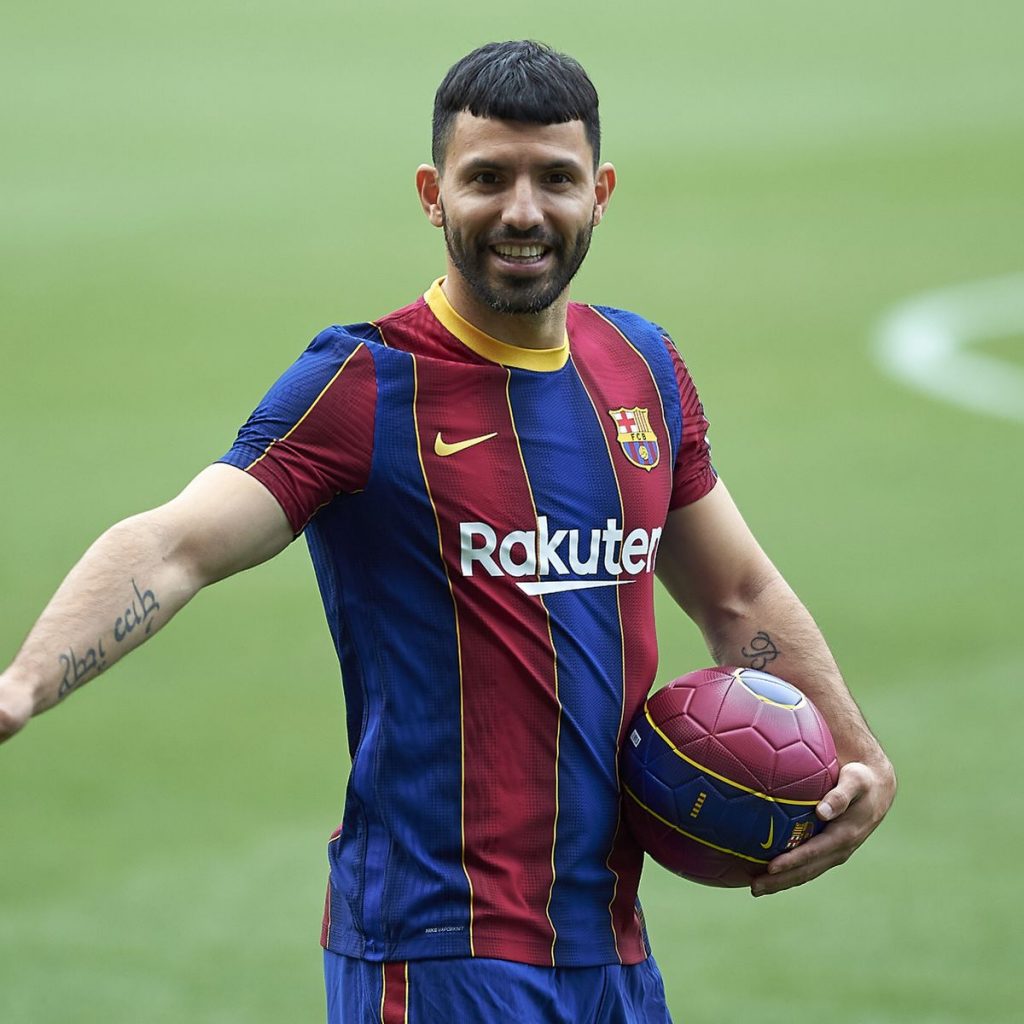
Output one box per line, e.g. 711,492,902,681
608,407,660,471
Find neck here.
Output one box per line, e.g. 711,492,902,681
441,270,569,351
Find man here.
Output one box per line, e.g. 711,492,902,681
0,40,895,1023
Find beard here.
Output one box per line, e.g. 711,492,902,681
441,206,595,315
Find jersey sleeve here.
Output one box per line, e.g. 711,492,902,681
659,332,717,510
218,327,377,533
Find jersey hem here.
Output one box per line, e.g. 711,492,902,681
321,934,651,969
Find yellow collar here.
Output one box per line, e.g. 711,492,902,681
424,278,570,372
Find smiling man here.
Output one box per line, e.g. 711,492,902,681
421,106,613,338
0,41,895,1023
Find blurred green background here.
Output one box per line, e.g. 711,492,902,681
2,2,1022,1021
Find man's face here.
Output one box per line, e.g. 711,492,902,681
423,114,614,315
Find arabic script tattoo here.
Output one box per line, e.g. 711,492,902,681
58,639,107,699
114,578,161,643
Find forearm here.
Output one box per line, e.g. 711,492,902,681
1,511,200,726
698,570,886,767
0,465,292,744
658,482,894,892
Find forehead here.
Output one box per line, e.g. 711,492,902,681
444,112,593,170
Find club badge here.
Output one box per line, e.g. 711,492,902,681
608,406,660,471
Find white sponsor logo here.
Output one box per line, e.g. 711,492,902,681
459,516,662,595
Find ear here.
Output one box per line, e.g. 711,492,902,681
592,163,617,226
416,165,444,227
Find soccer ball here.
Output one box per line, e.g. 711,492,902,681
621,667,839,887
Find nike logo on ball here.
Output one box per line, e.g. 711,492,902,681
434,431,497,457
760,817,775,850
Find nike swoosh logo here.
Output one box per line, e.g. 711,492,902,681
434,431,497,457
760,817,775,850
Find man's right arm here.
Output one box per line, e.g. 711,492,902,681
0,463,293,743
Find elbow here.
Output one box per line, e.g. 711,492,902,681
696,565,787,635
101,507,208,597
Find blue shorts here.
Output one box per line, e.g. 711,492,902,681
323,949,674,1023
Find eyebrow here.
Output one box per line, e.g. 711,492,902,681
459,156,588,176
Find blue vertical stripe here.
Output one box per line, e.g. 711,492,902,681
312,342,471,959
507,364,626,964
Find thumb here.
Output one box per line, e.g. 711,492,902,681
817,761,871,821
0,681,35,744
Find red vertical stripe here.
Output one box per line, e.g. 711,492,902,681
569,305,675,963
660,335,716,509
320,880,331,949
415,356,560,965
321,826,341,949
245,342,377,533
381,962,408,1024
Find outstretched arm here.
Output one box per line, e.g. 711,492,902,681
656,479,896,896
0,463,293,743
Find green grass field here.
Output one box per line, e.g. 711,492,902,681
3,2,1022,1021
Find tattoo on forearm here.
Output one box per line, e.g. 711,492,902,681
741,631,780,671
113,578,161,643
58,639,107,698
55,581,161,701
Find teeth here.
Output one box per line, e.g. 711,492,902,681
494,244,545,258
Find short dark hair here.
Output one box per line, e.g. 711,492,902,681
432,40,601,169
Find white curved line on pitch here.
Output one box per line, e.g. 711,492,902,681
873,273,1024,423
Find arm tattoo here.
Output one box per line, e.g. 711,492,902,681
58,639,108,699
741,631,780,671
56,579,161,701
113,578,161,643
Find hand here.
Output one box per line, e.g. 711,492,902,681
0,673,35,745
750,758,897,897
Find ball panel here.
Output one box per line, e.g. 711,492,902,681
735,670,806,707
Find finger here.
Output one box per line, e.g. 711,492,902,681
751,762,894,896
817,761,871,821
0,705,26,743
751,846,849,896
754,825,858,894
0,687,34,744
764,823,848,877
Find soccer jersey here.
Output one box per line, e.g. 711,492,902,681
220,279,715,968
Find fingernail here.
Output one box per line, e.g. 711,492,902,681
818,800,834,820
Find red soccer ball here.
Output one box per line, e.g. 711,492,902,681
621,667,839,887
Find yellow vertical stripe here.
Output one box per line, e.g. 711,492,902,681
409,353,476,956
404,961,410,1022
504,371,562,966
571,353,630,964
369,320,389,347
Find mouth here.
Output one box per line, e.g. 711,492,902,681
489,242,552,270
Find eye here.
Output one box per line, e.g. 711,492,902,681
545,171,574,186
472,171,501,186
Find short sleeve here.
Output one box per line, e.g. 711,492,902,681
659,332,716,510
218,327,378,533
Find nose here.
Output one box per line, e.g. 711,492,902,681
501,176,544,232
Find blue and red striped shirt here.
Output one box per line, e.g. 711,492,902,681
220,280,716,967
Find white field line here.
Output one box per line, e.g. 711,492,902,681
873,273,1024,423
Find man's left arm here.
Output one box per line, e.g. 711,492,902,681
655,479,897,896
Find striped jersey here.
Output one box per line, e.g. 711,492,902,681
219,279,716,968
